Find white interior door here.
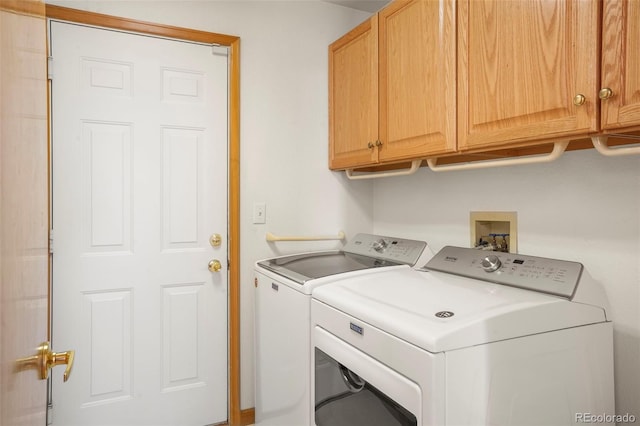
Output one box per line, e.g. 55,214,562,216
49,21,228,426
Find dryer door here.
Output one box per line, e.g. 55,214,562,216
313,328,420,426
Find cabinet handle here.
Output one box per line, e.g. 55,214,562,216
598,88,613,100
367,142,375,149
573,94,586,106
375,140,383,147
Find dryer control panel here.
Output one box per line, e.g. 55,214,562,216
425,246,583,298
344,233,428,266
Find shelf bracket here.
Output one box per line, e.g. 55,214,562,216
426,141,569,172
344,160,422,180
591,135,640,157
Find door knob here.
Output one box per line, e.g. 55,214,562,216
573,94,586,106
208,259,222,272
15,341,75,382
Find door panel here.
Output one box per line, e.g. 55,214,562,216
50,21,228,426
601,0,640,130
379,0,457,161
458,0,599,150
0,2,49,425
329,17,379,169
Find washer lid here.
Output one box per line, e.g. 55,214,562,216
256,233,428,285
312,267,607,353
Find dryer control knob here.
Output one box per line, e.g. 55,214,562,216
481,254,502,272
372,239,388,253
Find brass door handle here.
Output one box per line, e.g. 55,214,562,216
16,342,75,382
208,259,222,272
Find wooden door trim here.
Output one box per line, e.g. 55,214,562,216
44,5,244,425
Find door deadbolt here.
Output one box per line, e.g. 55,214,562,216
209,233,222,247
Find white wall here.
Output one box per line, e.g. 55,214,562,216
373,148,640,418
46,0,373,409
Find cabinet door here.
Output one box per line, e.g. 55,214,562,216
458,0,599,151
329,17,378,170
379,0,456,162
601,0,640,131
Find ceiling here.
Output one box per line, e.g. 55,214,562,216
323,0,390,13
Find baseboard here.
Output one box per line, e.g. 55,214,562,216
239,408,255,426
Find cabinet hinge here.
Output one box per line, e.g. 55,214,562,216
49,228,54,254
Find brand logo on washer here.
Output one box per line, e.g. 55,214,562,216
350,322,364,335
435,311,454,318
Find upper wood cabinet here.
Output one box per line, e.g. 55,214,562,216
329,17,378,169
457,0,600,151
329,0,456,170
378,0,456,163
330,0,640,174
600,0,640,132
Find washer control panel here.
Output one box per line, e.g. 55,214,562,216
343,233,428,266
425,246,583,298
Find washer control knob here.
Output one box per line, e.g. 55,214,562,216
372,239,388,253
481,255,502,272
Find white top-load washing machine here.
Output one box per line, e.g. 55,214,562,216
312,246,615,426
254,233,432,426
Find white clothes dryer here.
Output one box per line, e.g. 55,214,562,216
254,233,432,426
312,246,615,426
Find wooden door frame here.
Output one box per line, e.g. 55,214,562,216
45,5,246,425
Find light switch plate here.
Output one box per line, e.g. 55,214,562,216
253,202,266,224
